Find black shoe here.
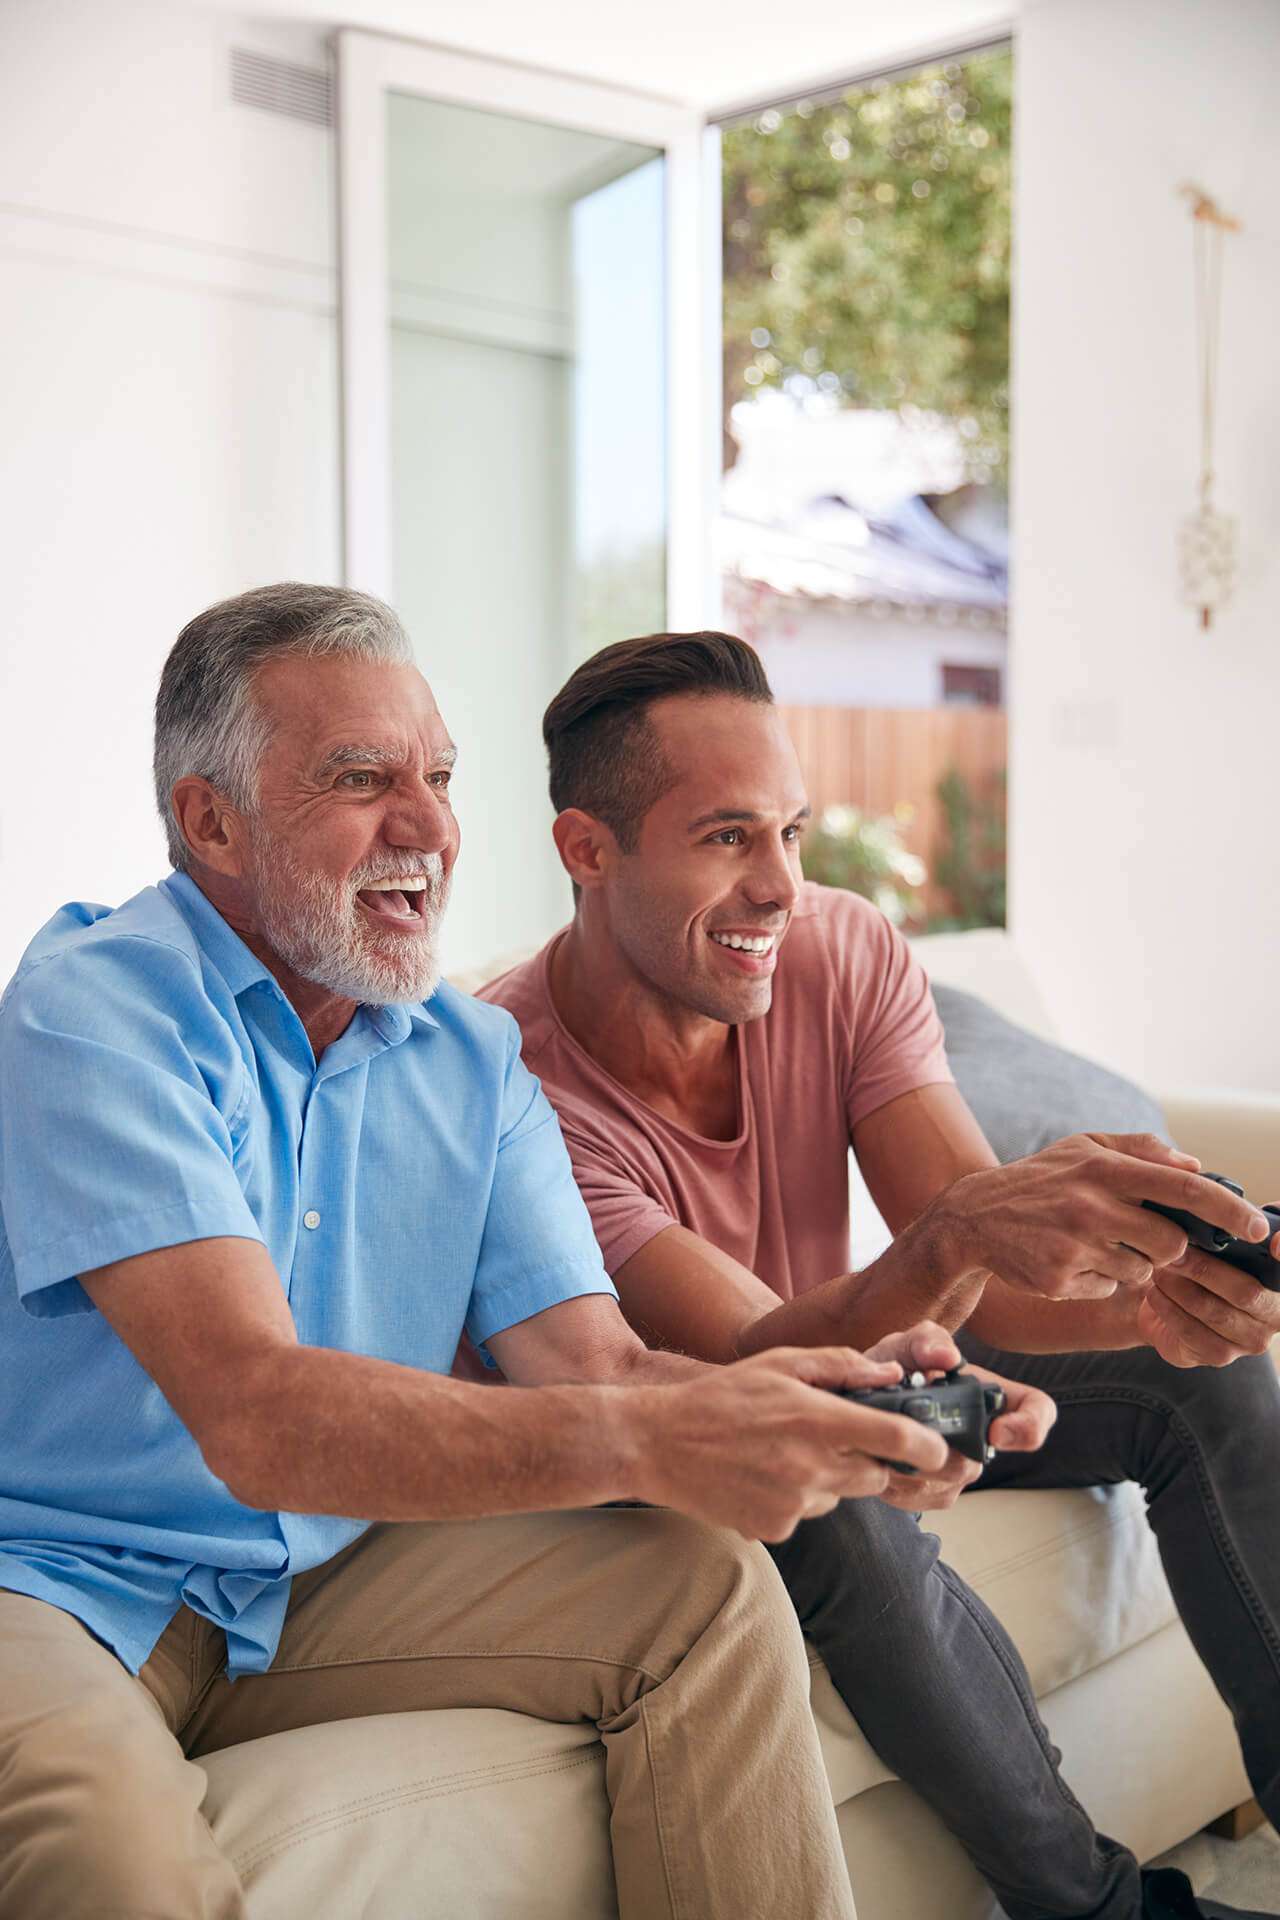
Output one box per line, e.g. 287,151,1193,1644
1142,1866,1277,1920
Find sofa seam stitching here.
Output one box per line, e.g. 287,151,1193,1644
222,1744,602,1857
951,1499,1142,1585
229,1749,601,1876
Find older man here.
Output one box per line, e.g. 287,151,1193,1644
481,628,1280,1920
0,584,976,1920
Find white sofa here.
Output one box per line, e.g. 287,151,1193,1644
196,930,1280,1919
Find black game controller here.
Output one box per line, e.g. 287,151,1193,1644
1142,1173,1280,1292
832,1365,1005,1475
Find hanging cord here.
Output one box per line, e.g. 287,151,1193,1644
1193,214,1223,506
1177,184,1240,628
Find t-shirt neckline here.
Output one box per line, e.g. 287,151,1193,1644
536,931,752,1153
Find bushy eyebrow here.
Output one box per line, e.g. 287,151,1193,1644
686,803,811,833
314,742,458,781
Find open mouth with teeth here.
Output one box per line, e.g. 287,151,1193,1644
355,877,431,928
708,928,780,970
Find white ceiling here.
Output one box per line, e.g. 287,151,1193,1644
208,0,1014,114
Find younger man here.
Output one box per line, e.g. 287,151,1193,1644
482,629,1280,1920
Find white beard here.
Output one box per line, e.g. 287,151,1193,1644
247,826,450,1005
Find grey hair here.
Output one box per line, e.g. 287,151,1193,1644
154,582,413,872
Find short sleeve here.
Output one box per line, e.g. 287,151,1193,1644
838,906,953,1134
464,1030,617,1348
558,1126,678,1278
0,939,264,1317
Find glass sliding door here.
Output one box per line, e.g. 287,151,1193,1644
339,35,716,974
568,154,667,661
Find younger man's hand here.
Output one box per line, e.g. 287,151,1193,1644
938,1132,1271,1302
1137,1229,1280,1367
865,1319,963,1380
866,1321,1056,1511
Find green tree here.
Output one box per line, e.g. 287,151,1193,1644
722,48,1011,480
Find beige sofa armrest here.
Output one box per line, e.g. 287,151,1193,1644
1156,1088,1280,1204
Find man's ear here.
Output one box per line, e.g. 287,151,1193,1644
170,776,249,879
552,808,617,892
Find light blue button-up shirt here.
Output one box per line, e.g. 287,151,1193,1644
0,874,616,1677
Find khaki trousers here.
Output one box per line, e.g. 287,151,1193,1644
0,1507,854,1920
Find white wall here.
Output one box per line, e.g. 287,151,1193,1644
0,0,339,982
1012,0,1280,1092
9,0,1280,1094
0,5,666,984
169,0,1015,118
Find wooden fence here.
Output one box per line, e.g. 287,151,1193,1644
781,705,1008,922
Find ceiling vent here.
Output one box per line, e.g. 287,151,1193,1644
231,47,333,128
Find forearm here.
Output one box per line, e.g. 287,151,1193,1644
208,1343,649,1520
615,1346,712,1384
736,1206,987,1356
966,1277,1147,1353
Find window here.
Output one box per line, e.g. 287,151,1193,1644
719,45,1011,930
942,663,1002,707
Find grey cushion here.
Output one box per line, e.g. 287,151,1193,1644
931,984,1170,1164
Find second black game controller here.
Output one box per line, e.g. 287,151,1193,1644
831,1365,1005,1475
1142,1173,1280,1292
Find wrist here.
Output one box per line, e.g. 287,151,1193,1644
916,1178,986,1285
1109,1284,1149,1346
601,1383,667,1505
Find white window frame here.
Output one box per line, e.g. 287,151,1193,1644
335,29,722,629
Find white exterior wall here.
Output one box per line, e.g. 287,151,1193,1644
1012,0,1280,1091
0,0,339,981
725,584,1006,709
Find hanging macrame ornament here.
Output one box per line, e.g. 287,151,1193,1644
1177,184,1240,630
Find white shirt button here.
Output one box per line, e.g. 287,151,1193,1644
303,1210,321,1230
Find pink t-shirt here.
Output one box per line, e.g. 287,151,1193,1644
479,884,952,1301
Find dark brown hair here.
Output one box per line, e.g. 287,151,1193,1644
542,631,773,850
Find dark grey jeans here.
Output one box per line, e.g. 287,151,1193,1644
767,1338,1280,1920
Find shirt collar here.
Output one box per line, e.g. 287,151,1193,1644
161,872,275,998
159,873,441,1036
369,1000,441,1042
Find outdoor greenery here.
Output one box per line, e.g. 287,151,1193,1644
800,804,927,928
728,50,1012,932
799,773,1007,932
722,47,1012,482
929,766,1007,930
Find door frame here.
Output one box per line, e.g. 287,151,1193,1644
334,29,721,628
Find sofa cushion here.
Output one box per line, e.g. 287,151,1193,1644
932,983,1171,1163
199,1707,615,1920
195,1482,1185,1911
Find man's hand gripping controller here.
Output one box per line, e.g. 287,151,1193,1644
1143,1173,1280,1291
831,1366,1005,1476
